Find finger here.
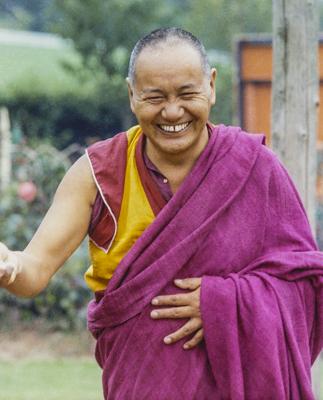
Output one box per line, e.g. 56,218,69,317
0,268,12,285
151,293,191,307
174,278,202,290
0,243,9,261
0,263,13,282
163,318,202,345
7,266,17,285
7,253,21,285
0,253,20,285
0,264,6,279
151,306,193,320
183,328,204,350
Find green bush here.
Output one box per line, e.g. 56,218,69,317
209,62,233,126
0,141,92,330
1,74,132,149
1,60,233,150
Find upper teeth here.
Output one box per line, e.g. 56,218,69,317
160,122,190,133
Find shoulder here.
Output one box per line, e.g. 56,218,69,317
214,124,266,159
219,125,288,182
216,124,269,167
244,135,298,199
232,125,266,148
87,131,128,159
228,125,281,171
86,126,142,158
86,131,129,176
55,154,97,206
70,154,94,178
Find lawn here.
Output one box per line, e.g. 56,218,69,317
0,357,322,400
0,328,321,399
313,356,323,400
0,358,102,400
0,42,81,94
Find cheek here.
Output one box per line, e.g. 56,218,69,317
188,102,210,120
135,106,160,123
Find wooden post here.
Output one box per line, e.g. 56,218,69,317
271,0,319,233
272,1,322,396
0,107,12,191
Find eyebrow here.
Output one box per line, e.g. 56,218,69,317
178,83,197,90
141,88,164,95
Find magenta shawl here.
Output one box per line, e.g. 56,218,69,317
88,125,323,399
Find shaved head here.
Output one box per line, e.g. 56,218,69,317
128,27,211,84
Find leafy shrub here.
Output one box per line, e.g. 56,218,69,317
1,75,132,149
0,60,233,150
0,141,92,330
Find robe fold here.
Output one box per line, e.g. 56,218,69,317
87,124,323,400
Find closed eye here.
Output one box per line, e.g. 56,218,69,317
181,92,198,99
145,96,164,103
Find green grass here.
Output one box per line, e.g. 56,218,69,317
0,355,321,399
0,358,102,400
0,43,81,93
313,357,323,400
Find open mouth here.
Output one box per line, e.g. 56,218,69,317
158,121,191,134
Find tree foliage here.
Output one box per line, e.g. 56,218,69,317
50,0,187,131
53,0,183,76
49,0,273,131
0,0,54,31
184,0,272,50
0,0,275,140
1,79,123,147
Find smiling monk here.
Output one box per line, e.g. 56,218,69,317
0,28,322,400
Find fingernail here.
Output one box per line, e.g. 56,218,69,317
164,337,172,344
174,279,182,284
150,311,158,318
183,344,189,350
151,298,159,305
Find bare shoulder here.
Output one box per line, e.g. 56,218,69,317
54,154,97,206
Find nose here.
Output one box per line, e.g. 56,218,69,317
161,100,184,122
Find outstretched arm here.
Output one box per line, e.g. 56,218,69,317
0,155,97,297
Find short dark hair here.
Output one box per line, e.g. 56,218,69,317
128,27,211,83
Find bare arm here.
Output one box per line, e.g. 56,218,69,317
0,154,97,297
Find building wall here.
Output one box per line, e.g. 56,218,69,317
237,38,323,247
237,39,323,142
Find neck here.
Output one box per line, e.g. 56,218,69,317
145,125,210,190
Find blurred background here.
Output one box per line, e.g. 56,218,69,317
0,0,322,399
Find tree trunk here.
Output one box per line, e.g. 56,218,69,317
0,107,12,192
271,0,319,233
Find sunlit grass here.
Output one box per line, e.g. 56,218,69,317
313,356,323,400
0,357,321,400
0,43,81,93
0,358,102,400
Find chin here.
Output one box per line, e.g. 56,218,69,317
159,139,196,156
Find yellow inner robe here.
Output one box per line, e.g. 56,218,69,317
85,126,156,292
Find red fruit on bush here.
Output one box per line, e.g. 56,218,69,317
18,181,37,202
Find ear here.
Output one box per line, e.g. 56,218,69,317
126,77,135,113
209,68,217,105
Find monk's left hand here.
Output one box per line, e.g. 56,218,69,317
150,277,203,350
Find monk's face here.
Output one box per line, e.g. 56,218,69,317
128,41,216,161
